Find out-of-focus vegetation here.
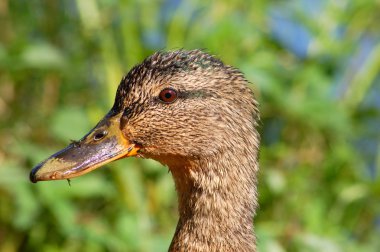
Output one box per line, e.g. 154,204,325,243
0,0,379,251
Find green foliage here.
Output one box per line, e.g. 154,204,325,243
0,0,379,251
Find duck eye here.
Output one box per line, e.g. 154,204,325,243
93,130,108,141
159,88,178,103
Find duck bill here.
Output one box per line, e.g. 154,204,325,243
30,114,140,183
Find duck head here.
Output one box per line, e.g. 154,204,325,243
30,50,258,183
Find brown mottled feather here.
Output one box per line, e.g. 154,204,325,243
114,50,260,252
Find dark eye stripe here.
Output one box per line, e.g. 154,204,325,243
178,90,220,99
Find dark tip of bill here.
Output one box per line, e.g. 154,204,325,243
29,163,42,183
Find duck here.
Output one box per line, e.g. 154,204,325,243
30,49,260,252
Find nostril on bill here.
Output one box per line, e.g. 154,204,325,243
94,130,108,141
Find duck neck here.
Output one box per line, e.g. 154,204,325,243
168,146,258,252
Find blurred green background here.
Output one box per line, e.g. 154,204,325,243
1,0,379,251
